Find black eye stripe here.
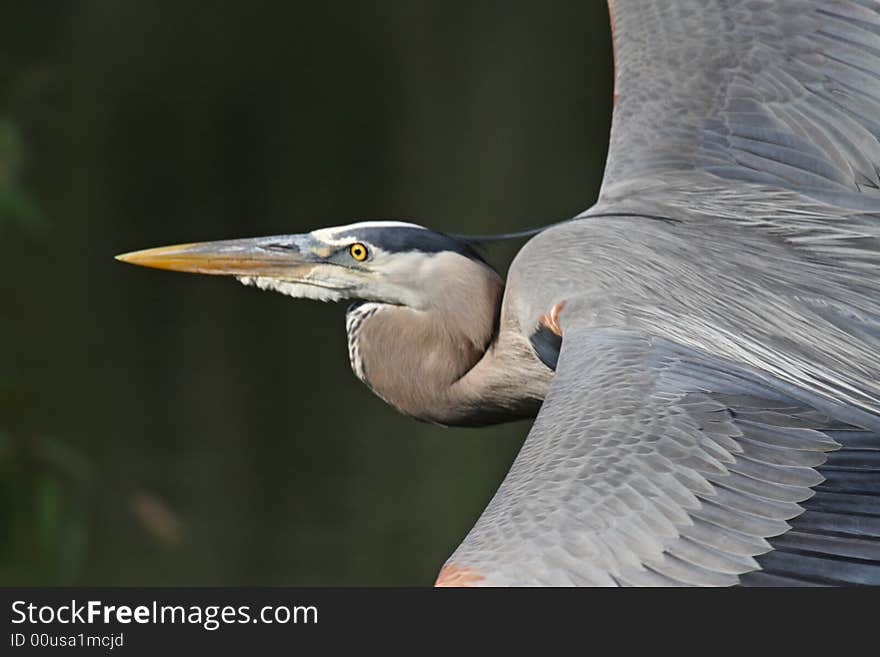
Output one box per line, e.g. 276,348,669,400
334,226,485,262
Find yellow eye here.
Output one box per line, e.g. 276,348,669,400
349,242,368,261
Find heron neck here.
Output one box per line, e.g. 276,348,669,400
348,283,551,427
445,309,552,426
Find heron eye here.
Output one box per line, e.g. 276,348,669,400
349,243,368,261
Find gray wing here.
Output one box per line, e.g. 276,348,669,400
439,326,880,586
602,0,880,209
435,0,880,587
592,0,880,411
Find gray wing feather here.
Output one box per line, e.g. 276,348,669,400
602,0,880,207
445,327,880,586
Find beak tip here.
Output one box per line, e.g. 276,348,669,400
115,252,138,265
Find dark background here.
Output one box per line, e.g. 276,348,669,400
0,1,611,585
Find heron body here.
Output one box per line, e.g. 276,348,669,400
118,0,880,586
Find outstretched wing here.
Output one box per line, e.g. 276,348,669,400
601,0,880,209
437,327,880,586
434,0,880,586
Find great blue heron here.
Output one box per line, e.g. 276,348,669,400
117,0,880,586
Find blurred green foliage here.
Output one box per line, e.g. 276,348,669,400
0,430,93,584
0,117,91,584
0,118,44,232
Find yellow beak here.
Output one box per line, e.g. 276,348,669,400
115,236,317,277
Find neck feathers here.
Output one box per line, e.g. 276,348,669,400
346,302,382,384
344,258,551,426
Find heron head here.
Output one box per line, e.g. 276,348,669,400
116,221,499,309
